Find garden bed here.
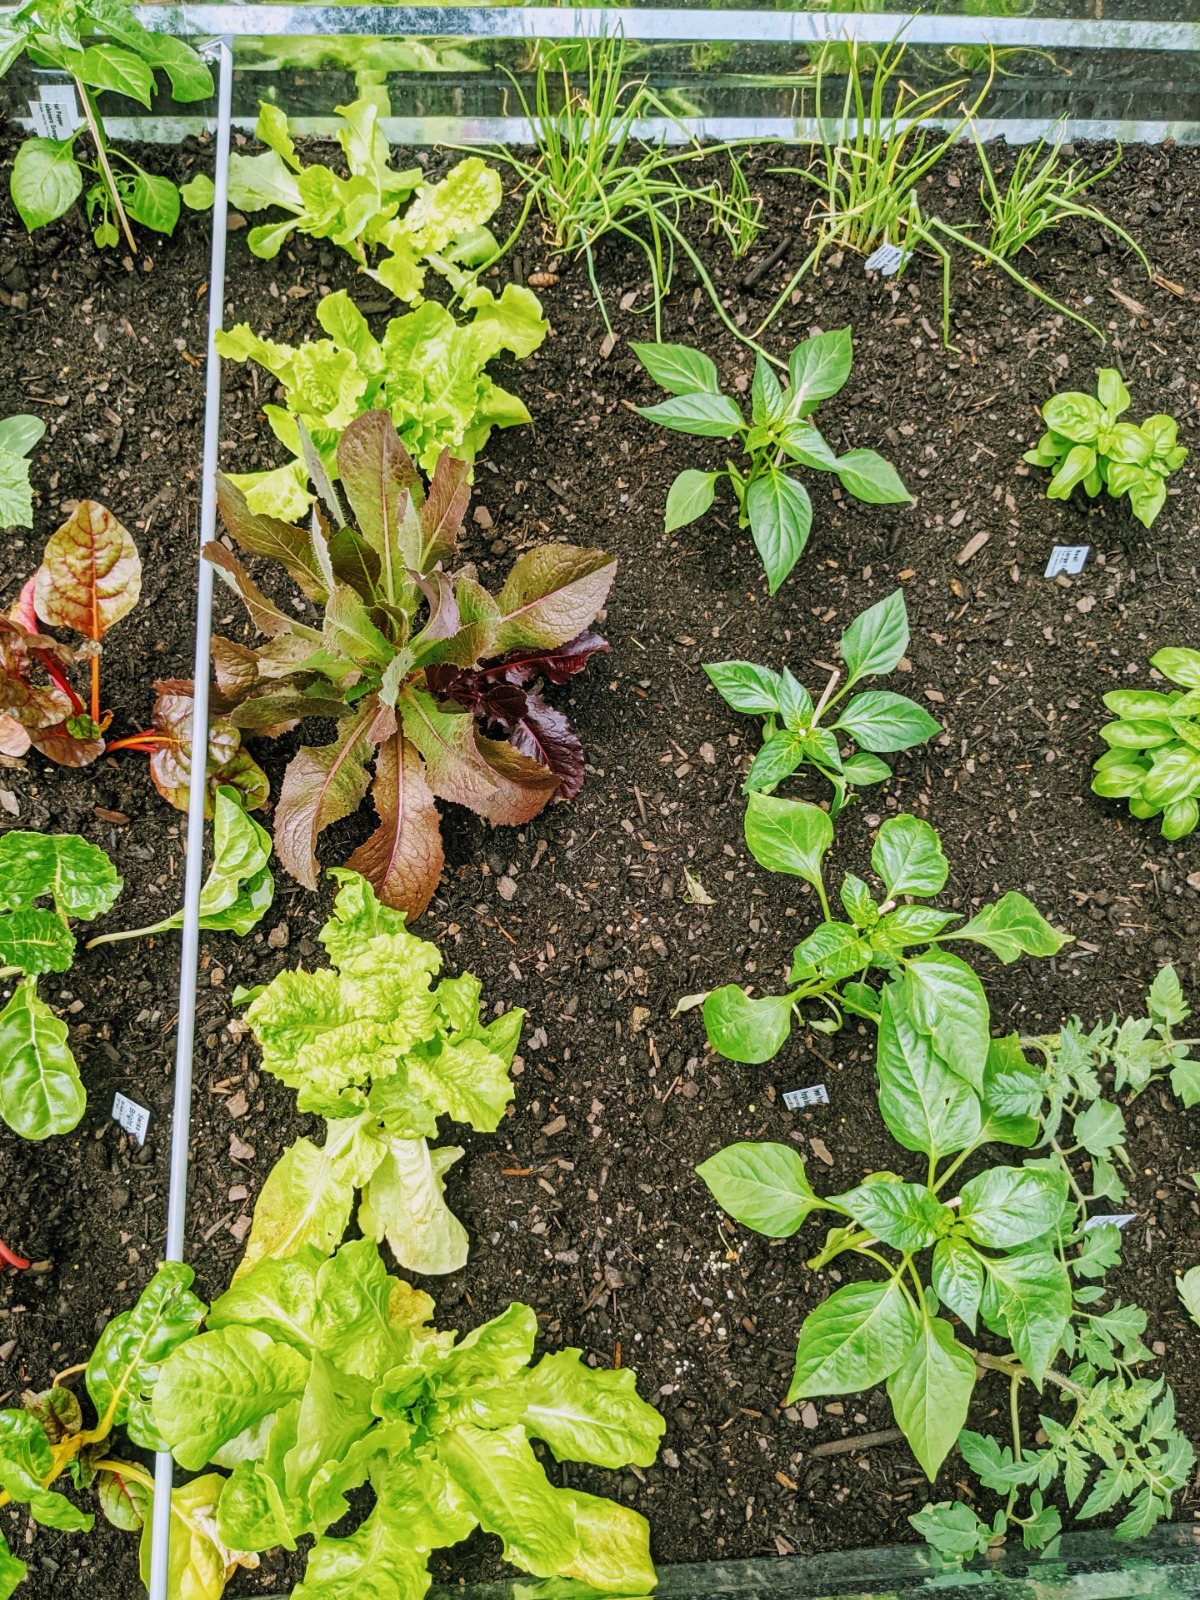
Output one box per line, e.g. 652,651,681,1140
2,122,1200,1595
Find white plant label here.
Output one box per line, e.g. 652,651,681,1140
783,1083,829,1110
864,243,907,276
112,1091,150,1146
1084,1212,1137,1232
29,86,82,138
1045,544,1090,578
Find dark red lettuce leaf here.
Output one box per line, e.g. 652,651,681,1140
509,693,585,799
475,630,610,689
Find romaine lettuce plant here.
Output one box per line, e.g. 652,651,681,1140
0,414,45,530
0,499,140,764
87,786,274,947
632,327,911,593
207,408,613,917
699,1011,1193,1552
706,588,938,814
1023,370,1186,530
689,799,1067,1067
0,831,121,1138
151,1236,663,1599
234,869,522,1277
225,98,503,301
1092,648,1200,839
215,285,548,520
0,1262,209,1599
1,0,213,251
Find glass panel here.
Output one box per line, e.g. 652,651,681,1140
427,1525,1200,1600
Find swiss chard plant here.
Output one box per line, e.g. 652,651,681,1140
207,408,614,918
87,785,274,947
0,414,45,530
705,588,939,814
1,0,213,251
224,98,503,300
0,830,122,1138
699,1013,1193,1553
0,1262,209,1600
688,798,1068,1067
105,678,269,817
233,869,523,1277
632,327,911,594
0,499,140,764
1091,648,1200,840
214,285,548,520
150,1236,663,1600
1023,370,1186,530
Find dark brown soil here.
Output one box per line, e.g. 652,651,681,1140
3,123,1200,1595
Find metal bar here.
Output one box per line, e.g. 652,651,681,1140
145,32,233,1600
132,5,1200,50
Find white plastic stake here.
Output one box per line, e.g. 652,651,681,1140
146,34,233,1600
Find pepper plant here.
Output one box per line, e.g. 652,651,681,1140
632,327,910,593
0,831,122,1138
1,0,213,251
1023,370,1185,530
689,797,1067,1067
232,869,523,1277
699,1002,1193,1551
0,414,45,530
224,98,503,300
215,285,547,520
1091,647,1200,839
208,408,614,918
150,1237,663,1599
705,588,939,814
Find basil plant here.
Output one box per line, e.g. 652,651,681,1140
1092,647,1200,839
1024,369,1186,530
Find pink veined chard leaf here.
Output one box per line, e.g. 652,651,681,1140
10,579,38,633
346,730,445,919
142,680,270,816
0,617,78,735
0,715,31,757
33,501,141,644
